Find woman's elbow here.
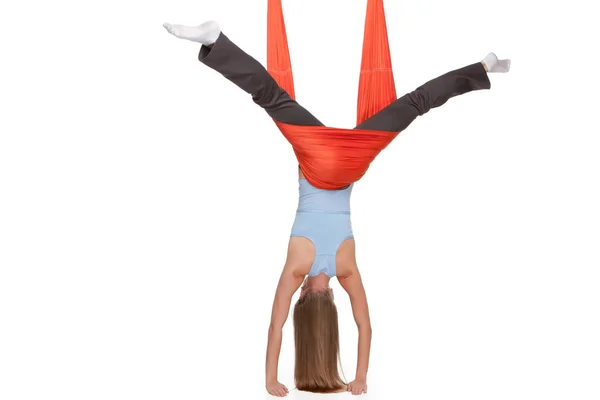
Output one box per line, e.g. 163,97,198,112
357,321,372,333
269,321,285,332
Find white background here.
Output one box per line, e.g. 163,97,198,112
1,0,599,399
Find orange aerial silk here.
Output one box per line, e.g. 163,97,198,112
267,0,400,190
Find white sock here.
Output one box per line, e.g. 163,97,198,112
163,20,220,46
482,52,511,73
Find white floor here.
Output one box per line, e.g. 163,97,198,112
1,0,599,399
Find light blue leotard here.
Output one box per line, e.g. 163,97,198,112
290,179,354,277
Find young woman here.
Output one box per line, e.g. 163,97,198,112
163,20,510,397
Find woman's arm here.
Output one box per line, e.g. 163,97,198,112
265,266,304,385
338,268,372,383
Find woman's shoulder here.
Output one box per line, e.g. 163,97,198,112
335,238,358,278
284,236,315,276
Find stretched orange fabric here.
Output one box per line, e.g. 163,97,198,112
267,0,400,190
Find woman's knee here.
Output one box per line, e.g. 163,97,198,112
405,90,432,116
252,78,286,109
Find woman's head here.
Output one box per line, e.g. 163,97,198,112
293,284,346,393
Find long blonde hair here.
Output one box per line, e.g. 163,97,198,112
293,288,347,393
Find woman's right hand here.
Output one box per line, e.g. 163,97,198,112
266,381,289,397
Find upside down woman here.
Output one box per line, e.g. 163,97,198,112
163,12,510,397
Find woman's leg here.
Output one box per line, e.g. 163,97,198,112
354,54,509,132
164,21,324,127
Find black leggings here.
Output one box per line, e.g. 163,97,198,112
198,32,491,132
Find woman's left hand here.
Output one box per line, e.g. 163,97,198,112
347,378,367,395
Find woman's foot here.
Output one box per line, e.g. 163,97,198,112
163,20,220,46
481,52,511,73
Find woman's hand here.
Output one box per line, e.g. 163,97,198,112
347,378,367,395
266,380,289,397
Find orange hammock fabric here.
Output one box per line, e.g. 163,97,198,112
267,0,400,190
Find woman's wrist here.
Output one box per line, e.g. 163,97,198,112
265,363,279,383
355,371,367,381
